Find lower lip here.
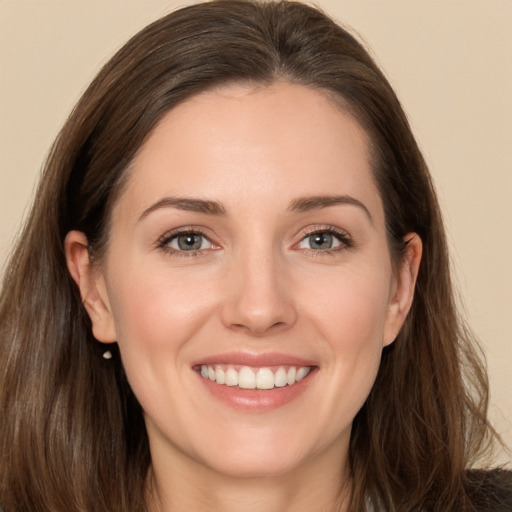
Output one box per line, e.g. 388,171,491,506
196,369,317,411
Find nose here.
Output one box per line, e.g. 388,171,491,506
220,249,297,336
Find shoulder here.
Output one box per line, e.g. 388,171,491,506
466,468,512,512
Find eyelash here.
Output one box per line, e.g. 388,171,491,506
297,226,354,255
156,225,354,258
157,228,216,258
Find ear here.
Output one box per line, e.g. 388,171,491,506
64,230,117,343
383,233,422,346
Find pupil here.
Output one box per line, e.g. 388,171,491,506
178,234,201,250
310,233,332,250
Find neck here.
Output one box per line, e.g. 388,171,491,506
146,445,351,512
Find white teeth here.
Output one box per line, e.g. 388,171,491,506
287,367,296,386
274,367,288,387
215,366,225,385
199,364,312,389
225,367,239,386
239,367,256,389
256,368,274,390
296,367,311,381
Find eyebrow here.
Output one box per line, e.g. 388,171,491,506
138,197,227,221
288,195,373,223
138,194,372,223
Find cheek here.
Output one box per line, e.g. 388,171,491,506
106,265,218,363
303,264,392,348
302,266,391,413
104,266,221,433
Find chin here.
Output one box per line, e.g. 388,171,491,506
189,425,344,480
201,451,308,479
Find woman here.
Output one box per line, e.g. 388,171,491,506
0,1,509,511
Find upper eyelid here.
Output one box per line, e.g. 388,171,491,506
296,225,352,240
158,226,214,243
300,225,348,234
156,224,352,250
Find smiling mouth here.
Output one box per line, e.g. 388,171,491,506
197,364,312,390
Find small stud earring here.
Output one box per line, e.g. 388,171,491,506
103,350,113,360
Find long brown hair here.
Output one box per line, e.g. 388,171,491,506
0,1,503,510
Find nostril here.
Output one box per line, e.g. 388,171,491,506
220,276,298,334
228,319,290,337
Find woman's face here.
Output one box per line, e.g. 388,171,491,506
69,82,419,479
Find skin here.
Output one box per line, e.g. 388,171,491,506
66,82,422,512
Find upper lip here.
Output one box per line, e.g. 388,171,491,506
192,352,317,368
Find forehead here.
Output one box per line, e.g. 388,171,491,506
114,82,382,224
135,82,368,166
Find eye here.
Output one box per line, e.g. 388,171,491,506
159,230,216,254
297,228,352,252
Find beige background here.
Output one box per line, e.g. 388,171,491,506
0,1,510,464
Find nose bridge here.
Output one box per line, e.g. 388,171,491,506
221,236,296,335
